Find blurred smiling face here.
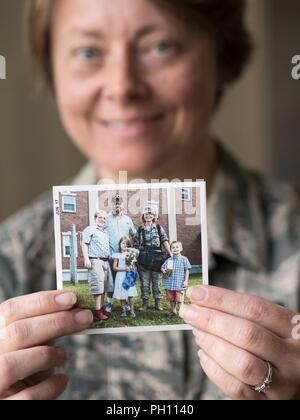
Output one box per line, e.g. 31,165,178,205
113,203,123,214
51,0,219,177
120,240,128,252
171,242,183,255
95,214,107,227
144,212,155,223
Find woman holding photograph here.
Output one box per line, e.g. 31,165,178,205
0,0,299,400
135,206,171,312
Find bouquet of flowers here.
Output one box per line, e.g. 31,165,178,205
125,248,139,268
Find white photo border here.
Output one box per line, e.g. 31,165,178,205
53,182,208,335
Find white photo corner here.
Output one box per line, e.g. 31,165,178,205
53,182,208,335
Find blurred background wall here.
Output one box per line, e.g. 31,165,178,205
0,0,299,222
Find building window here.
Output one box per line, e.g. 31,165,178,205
62,233,78,258
62,195,77,213
181,187,191,201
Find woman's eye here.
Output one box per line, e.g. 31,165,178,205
76,47,102,62
152,42,174,54
138,40,179,64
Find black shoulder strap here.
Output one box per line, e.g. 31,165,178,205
138,226,146,247
157,224,164,246
157,223,162,239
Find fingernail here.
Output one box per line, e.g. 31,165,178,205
179,304,198,321
187,286,207,302
198,349,206,361
55,293,77,307
74,310,93,326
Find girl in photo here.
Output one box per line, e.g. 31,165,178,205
113,236,138,318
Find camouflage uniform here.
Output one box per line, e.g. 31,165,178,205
0,145,299,400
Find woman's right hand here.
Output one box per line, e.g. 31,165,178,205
0,291,93,400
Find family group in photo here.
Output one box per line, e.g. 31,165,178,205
81,194,192,321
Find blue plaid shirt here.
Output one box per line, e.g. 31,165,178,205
82,225,110,258
162,255,192,291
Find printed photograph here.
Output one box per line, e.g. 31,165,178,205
53,182,208,334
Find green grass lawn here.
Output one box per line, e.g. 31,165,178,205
64,274,202,330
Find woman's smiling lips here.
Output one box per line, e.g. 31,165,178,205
98,113,166,139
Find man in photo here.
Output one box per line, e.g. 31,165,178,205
81,211,113,321
106,194,136,314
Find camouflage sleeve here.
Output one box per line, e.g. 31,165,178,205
159,224,169,243
0,253,17,303
133,227,141,248
0,191,57,304
0,220,26,303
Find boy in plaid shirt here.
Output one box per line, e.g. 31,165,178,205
161,241,191,316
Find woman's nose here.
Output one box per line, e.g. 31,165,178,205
102,51,149,104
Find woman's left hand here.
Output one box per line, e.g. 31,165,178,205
180,285,300,400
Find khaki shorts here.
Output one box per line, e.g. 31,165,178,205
89,259,114,295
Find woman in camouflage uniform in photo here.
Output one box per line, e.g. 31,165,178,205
135,205,171,311
0,0,299,400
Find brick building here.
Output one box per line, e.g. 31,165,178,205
59,185,202,281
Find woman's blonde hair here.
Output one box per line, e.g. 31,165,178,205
25,0,252,88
